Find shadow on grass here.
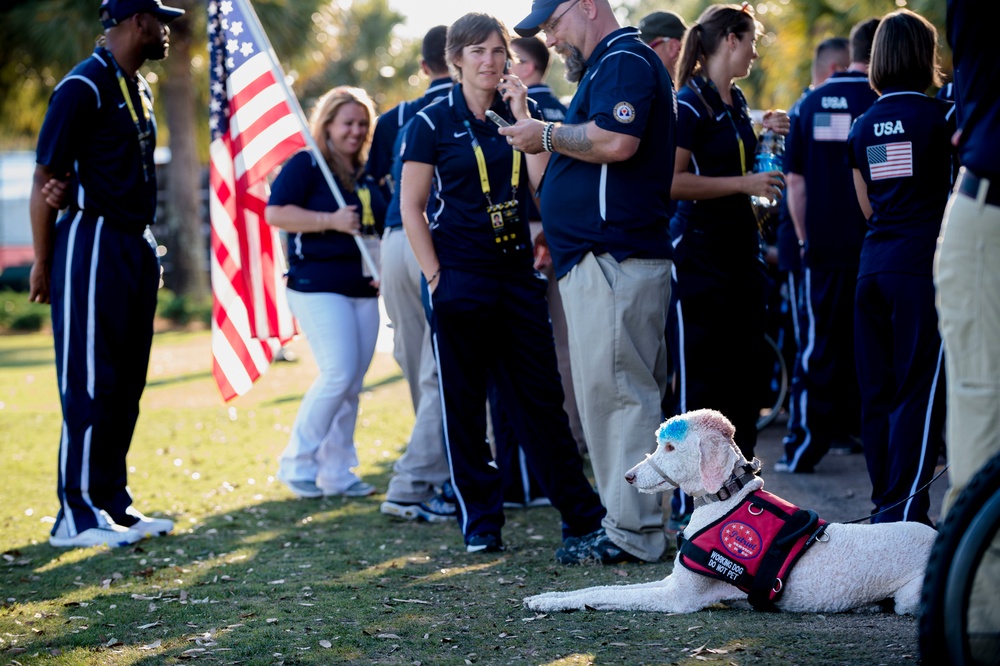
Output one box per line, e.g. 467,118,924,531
145,371,214,389
1,490,566,664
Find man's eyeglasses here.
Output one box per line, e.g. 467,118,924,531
541,0,581,36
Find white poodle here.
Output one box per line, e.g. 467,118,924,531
524,409,936,614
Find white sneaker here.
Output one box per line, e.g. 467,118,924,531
123,506,174,537
49,517,143,548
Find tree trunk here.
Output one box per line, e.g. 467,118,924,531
161,3,209,300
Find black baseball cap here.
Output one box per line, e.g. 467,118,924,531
99,0,185,28
638,11,688,43
514,0,564,38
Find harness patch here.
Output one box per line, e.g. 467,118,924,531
720,521,763,559
707,549,746,582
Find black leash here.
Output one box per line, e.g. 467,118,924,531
840,464,950,525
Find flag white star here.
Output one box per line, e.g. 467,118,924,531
240,42,254,57
220,1,233,15
226,39,239,54
230,21,243,37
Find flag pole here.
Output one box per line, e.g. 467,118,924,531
235,0,380,282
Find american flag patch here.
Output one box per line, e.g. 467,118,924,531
813,112,851,141
867,142,913,180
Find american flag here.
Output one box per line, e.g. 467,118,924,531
867,141,914,181
208,0,303,401
812,112,851,142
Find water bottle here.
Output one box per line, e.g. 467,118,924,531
750,129,784,209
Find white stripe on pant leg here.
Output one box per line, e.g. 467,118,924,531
903,343,945,521
86,218,103,398
517,447,530,503
61,212,83,394
80,426,103,525
675,300,687,413
59,422,76,535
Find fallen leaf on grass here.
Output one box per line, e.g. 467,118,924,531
613,569,629,577
521,614,548,622
106,638,121,647
7,647,27,654
49,648,62,656
377,634,401,639
266,618,278,624
132,567,155,578
688,625,704,631
319,640,332,648
267,579,285,585
139,639,162,650
138,621,162,630
390,598,431,605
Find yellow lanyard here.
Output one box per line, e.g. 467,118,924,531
356,185,376,233
112,57,154,182
464,120,520,206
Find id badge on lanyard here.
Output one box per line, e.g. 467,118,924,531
464,119,527,255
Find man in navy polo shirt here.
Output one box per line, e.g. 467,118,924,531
507,0,675,564
775,18,880,475
368,26,459,524
28,0,183,548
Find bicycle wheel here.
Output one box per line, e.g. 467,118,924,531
756,333,788,431
920,450,1000,665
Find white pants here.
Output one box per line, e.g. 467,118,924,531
278,289,379,493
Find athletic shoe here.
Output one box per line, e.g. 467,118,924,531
121,507,174,537
555,528,604,565
589,533,643,564
380,494,456,523
466,533,504,553
283,479,324,498
49,518,143,549
503,497,553,510
773,457,814,474
328,480,377,497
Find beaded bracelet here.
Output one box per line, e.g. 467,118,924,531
542,122,555,153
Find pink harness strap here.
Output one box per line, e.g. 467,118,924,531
678,490,828,611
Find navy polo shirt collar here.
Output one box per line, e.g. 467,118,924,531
424,76,454,100
447,83,510,124
583,27,642,75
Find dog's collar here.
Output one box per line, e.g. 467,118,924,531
693,458,762,507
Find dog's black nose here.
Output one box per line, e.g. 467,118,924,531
625,470,636,485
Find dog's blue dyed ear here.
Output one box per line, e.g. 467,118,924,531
657,417,688,443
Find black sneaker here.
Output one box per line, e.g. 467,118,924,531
590,533,643,564
555,528,603,565
466,533,504,553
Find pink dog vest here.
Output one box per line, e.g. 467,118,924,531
678,490,827,612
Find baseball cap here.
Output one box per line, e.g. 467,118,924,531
99,0,185,28
514,0,564,38
638,11,688,43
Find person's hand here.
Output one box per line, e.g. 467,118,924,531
743,170,785,199
498,118,546,155
28,261,51,304
762,109,790,136
497,72,530,121
328,205,360,234
42,174,70,210
533,235,552,272
952,128,962,147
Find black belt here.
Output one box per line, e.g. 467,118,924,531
958,169,1000,208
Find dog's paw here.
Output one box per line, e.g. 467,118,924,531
524,592,584,612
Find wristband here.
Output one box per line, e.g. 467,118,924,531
426,270,440,285
542,122,555,153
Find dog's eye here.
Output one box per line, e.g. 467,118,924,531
662,443,674,452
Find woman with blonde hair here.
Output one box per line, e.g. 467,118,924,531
266,86,386,498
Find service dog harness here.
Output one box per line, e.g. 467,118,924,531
644,455,829,612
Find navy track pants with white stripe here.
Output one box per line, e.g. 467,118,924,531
854,272,945,525
430,268,606,543
49,211,159,536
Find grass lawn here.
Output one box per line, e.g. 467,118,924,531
0,328,922,665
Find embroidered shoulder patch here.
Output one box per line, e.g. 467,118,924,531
613,101,636,124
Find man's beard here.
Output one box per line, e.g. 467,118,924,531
557,44,586,83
